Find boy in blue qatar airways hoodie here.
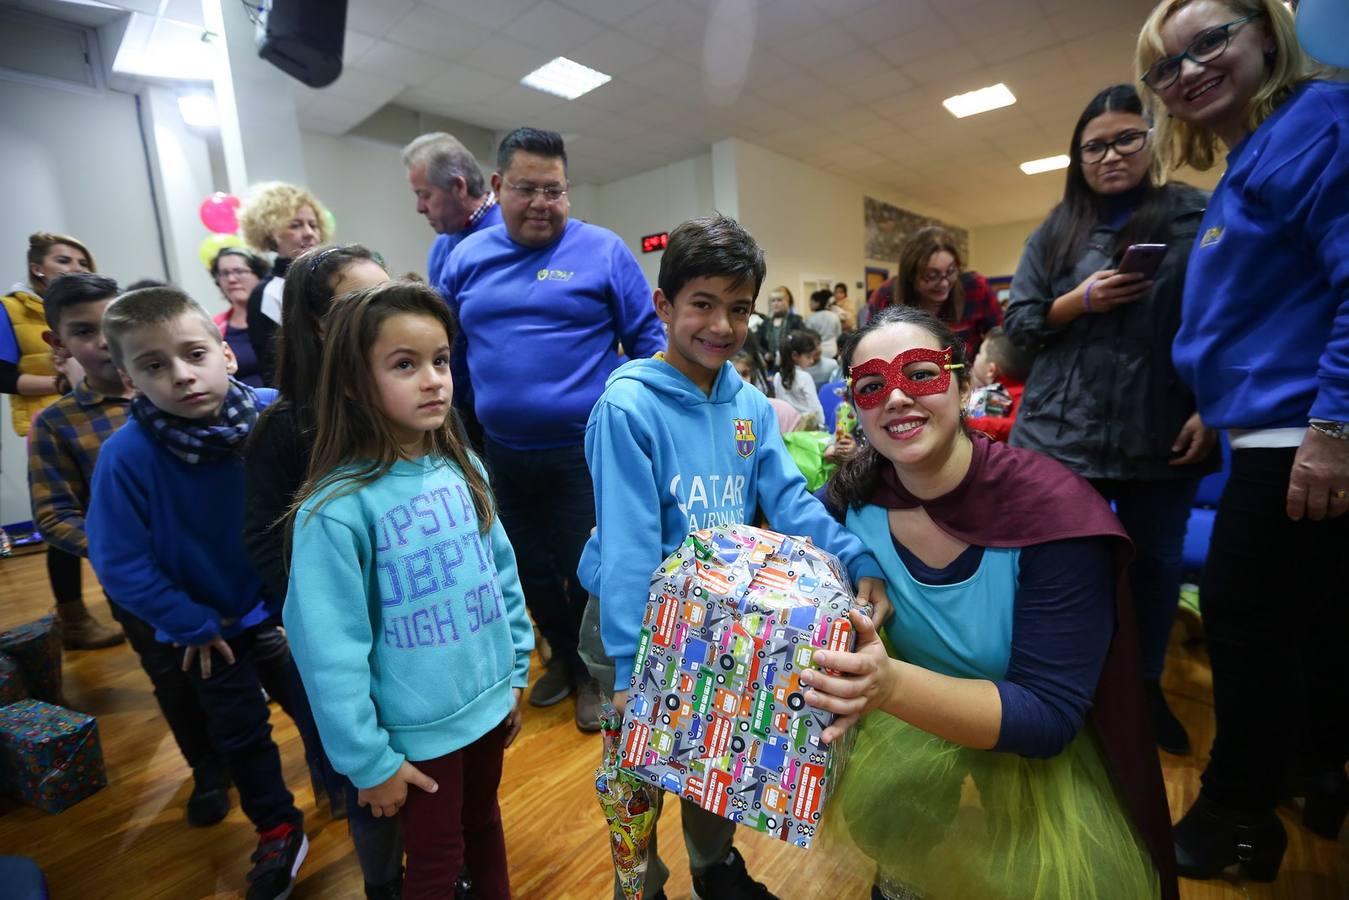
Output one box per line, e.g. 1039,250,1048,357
577,215,886,900
87,287,307,900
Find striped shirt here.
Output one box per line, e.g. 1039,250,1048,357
28,380,130,557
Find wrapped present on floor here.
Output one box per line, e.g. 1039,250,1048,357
0,699,107,813
0,616,62,705
619,525,865,848
0,653,28,706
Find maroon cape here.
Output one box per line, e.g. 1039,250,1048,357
868,435,1179,900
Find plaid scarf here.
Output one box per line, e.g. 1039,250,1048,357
131,378,261,464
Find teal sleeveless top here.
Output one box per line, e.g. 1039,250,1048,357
846,503,1019,681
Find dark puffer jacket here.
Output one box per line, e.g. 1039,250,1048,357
1005,183,1218,482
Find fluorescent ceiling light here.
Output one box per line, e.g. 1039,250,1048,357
1020,155,1070,175
942,83,1016,118
178,93,219,128
521,57,611,100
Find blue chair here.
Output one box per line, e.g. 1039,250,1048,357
818,380,846,433
1181,435,1232,576
0,857,48,900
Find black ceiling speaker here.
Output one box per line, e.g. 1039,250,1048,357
256,0,347,89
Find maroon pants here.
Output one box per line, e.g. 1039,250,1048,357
399,722,510,899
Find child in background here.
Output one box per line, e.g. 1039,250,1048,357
285,282,533,900
87,287,307,900
966,327,1031,443
730,337,770,397
577,214,888,900
242,245,406,899
753,285,803,372
29,273,231,827
773,330,827,429
805,288,843,359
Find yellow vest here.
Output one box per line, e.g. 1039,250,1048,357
1,289,58,436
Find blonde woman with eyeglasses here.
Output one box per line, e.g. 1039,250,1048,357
1135,0,1349,883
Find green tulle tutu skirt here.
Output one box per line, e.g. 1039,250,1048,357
821,713,1159,899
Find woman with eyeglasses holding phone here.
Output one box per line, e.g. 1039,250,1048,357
878,226,1001,360
1135,0,1349,882
1003,84,1216,762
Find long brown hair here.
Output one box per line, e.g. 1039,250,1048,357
826,306,971,512
897,226,965,323
271,244,383,426
290,280,494,534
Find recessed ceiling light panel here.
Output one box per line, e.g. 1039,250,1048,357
521,57,612,100
942,83,1016,118
1019,154,1071,175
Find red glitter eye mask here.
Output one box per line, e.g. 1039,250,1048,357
848,346,962,408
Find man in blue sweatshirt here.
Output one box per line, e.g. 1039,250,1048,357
87,287,306,900
403,130,502,453
577,215,887,900
441,127,665,731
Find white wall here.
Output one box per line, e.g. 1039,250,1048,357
970,216,1043,279
300,130,443,280
575,153,717,289
718,139,969,314
0,76,166,526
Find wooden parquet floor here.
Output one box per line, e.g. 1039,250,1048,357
0,552,1344,899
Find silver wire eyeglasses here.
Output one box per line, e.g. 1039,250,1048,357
1080,129,1152,164
1140,14,1261,91
503,180,568,203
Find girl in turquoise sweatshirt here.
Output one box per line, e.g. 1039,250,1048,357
285,281,533,900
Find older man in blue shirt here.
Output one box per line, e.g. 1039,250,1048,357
442,127,665,731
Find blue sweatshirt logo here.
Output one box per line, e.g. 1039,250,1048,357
734,418,757,459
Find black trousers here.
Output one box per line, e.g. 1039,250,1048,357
1198,447,1349,811
107,599,224,781
185,625,302,832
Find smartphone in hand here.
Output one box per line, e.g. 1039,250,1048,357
1117,243,1168,279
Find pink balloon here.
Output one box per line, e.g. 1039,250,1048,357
199,193,239,234
222,193,241,210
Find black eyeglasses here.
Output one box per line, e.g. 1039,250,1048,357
1080,129,1151,164
1140,14,1260,90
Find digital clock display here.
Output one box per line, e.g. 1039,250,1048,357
641,232,670,253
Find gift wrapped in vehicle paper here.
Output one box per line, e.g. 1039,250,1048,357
0,699,107,813
618,525,865,847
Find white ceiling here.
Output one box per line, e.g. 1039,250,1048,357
309,0,1161,226
13,0,1165,227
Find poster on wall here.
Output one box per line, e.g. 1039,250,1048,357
864,197,969,265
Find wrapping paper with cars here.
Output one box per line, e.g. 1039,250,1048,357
619,525,864,847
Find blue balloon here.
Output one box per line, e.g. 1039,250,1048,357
1297,0,1349,68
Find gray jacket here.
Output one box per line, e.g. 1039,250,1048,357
1004,183,1218,482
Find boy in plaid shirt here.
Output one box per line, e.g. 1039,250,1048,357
28,273,231,827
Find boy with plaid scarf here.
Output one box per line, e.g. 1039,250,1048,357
87,286,307,900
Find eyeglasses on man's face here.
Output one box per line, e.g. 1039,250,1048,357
1140,14,1261,91
1080,129,1152,164
503,180,568,203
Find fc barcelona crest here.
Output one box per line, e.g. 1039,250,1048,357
733,419,757,459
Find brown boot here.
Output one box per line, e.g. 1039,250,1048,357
57,603,126,650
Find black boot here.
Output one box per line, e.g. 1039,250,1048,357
1144,679,1190,755
1174,794,1287,882
1289,767,1349,840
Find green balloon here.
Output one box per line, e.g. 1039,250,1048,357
199,233,245,270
